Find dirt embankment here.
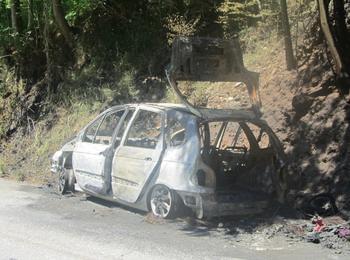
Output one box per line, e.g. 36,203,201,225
247,31,350,215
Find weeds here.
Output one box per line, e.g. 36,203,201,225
0,159,5,177
15,172,25,182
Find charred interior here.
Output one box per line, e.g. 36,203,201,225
199,120,278,197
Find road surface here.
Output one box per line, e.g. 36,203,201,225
0,179,347,260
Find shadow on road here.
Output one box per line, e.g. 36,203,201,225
85,195,146,216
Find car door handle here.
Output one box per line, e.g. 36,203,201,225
144,157,152,161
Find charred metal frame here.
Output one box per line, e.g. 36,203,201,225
50,38,287,219
166,37,262,119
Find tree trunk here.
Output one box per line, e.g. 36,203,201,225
51,0,74,47
333,0,350,75
318,0,345,75
0,0,10,27
27,0,34,29
256,0,262,12
280,0,296,70
44,0,54,93
10,0,21,34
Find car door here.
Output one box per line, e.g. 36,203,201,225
111,107,164,203
73,109,125,194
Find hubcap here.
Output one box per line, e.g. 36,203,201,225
150,186,172,218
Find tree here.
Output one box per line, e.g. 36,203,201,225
43,1,50,86
27,0,34,29
318,0,349,77
51,0,74,47
333,0,350,76
280,0,296,70
218,0,261,37
10,0,21,34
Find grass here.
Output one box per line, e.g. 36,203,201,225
0,101,100,184
0,63,139,184
0,22,284,185
33,103,98,158
163,81,211,106
0,159,5,177
15,172,26,182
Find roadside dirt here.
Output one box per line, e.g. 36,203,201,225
1,178,349,259
48,183,350,256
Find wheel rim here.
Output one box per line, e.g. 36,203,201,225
58,170,65,192
150,186,172,218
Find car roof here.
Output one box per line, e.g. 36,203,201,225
107,103,189,113
106,103,262,122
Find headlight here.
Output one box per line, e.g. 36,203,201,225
50,151,63,174
52,151,63,162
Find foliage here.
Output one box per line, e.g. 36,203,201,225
64,0,97,24
218,0,260,34
0,158,5,177
218,0,280,38
165,14,200,44
0,0,337,183
0,0,310,144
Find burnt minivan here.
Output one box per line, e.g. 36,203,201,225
51,37,286,219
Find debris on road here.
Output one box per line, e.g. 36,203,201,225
312,215,325,232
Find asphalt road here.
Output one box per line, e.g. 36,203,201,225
0,179,347,260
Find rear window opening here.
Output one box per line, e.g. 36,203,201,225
176,81,252,111
199,120,276,195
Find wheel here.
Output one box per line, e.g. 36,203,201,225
150,185,178,219
58,168,75,194
58,168,68,194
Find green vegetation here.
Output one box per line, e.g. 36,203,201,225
0,158,5,177
0,1,349,183
0,0,289,139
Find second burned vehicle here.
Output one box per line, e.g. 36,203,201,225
51,37,287,219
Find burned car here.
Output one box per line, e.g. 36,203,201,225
51,37,286,219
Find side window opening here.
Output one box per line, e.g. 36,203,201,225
219,122,250,151
82,116,104,143
246,123,270,149
208,121,223,146
207,121,250,151
114,108,135,147
94,110,125,145
199,122,210,149
202,121,252,187
125,110,162,149
166,116,186,147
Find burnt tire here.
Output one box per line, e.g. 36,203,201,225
58,168,75,194
149,185,180,219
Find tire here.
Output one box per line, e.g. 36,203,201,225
58,168,75,194
149,184,179,219
67,169,76,193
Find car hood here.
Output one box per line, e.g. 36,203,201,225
60,135,78,152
